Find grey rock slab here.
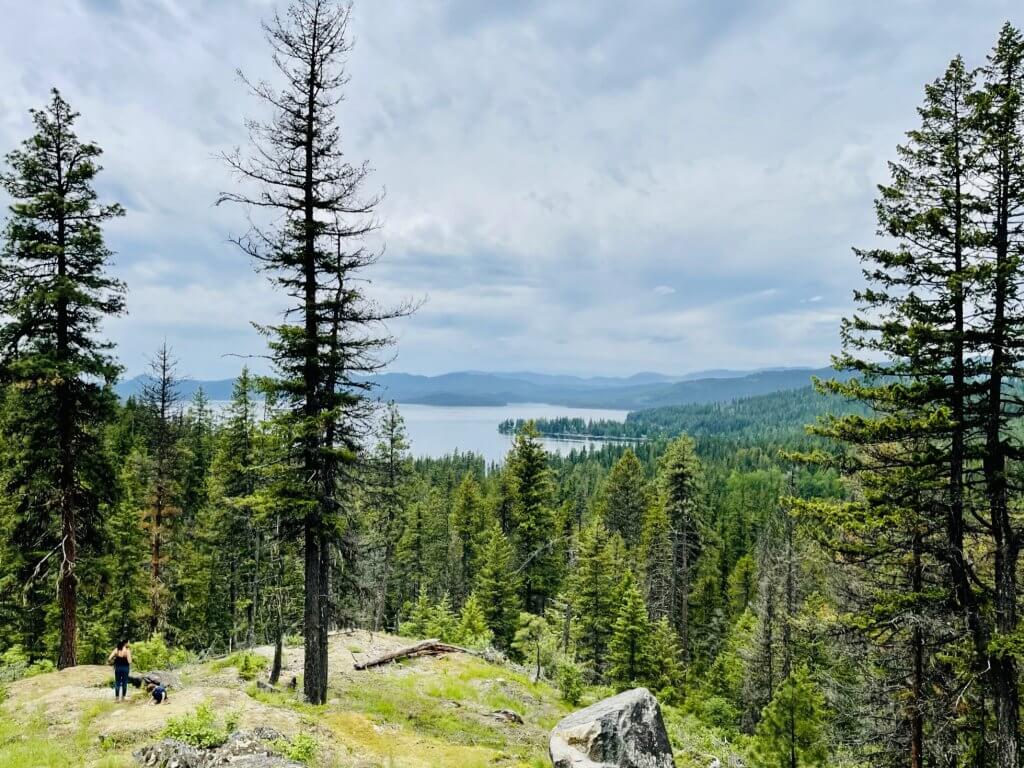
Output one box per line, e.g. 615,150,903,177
549,687,674,768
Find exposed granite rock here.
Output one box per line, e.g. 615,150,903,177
133,729,301,768
549,687,674,768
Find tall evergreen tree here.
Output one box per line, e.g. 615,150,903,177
448,472,489,605
219,0,405,703
567,518,623,676
657,435,704,661
505,423,558,612
974,25,1024,765
364,402,413,630
0,89,125,667
141,342,183,635
638,500,673,619
647,617,684,703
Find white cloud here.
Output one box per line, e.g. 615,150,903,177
1,0,1020,376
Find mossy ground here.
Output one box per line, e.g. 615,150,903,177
0,631,572,768
0,631,746,767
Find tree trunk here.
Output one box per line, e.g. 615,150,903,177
986,102,1019,768
269,513,284,686
303,523,323,703
54,140,77,670
910,530,924,768
299,4,326,707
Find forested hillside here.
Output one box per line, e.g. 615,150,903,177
499,385,868,441
115,367,839,410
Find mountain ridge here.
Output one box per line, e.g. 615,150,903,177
115,366,838,410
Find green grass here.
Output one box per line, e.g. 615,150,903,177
0,710,75,768
0,636,579,768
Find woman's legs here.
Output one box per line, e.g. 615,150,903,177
115,668,129,700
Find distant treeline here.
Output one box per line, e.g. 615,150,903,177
498,386,867,441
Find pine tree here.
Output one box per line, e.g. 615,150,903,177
638,500,673,619
727,554,757,617
656,436,704,661
203,369,261,650
974,25,1024,764
568,519,623,676
395,485,448,606
647,617,684,703
173,387,216,641
753,666,828,768
180,388,215,527
607,569,652,690
456,592,492,648
801,52,994,764
364,402,413,630
448,472,489,605
219,0,407,704
513,612,548,681
505,423,558,612
141,343,183,635
0,89,125,667
104,444,152,646
474,525,520,649
401,586,433,638
596,449,650,547
688,544,726,669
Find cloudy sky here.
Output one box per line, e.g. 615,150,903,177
1,0,1021,379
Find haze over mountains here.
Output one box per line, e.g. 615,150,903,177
115,366,837,410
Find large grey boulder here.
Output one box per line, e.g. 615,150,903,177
549,687,675,768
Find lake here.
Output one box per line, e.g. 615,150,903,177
204,400,631,464
396,403,631,463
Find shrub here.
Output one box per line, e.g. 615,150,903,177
235,652,268,681
212,651,269,680
695,695,741,731
162,703,235,749
0,646,30,683
274,733,318,764
0,646,56,683
26,659,54,677
0,646,29,667
556,660,585,706
132,634,192,671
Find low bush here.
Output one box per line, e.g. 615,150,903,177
131,634,192,671
211,651,268,680
555,660,584,706
274,732,318,764
0,646,57,683
162,703,236,749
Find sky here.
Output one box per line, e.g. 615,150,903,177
1,0,1022,379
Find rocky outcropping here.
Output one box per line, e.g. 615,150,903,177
549,687,674,768
133,728,303,768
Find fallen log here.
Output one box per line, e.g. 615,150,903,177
353,639,471,670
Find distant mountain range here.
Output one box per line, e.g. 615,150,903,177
115,367,840,410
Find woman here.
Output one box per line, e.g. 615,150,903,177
107,640,132,702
